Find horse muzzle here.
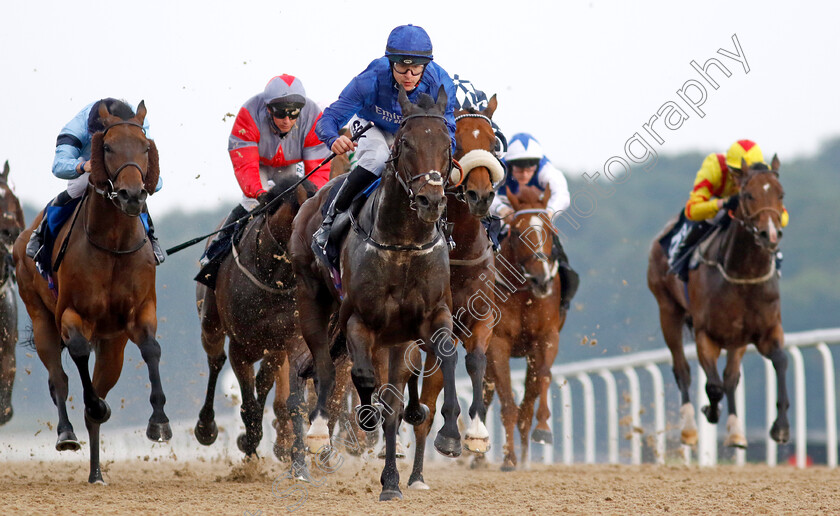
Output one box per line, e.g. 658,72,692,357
116,188,148,217
466,189,495,218
415,193,446,223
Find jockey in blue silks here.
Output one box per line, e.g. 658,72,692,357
312,24,458,261
26,98,165,265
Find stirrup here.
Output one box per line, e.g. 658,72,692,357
151,239,166,265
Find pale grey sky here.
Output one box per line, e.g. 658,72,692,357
1,0,837,214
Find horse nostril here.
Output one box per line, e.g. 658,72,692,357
777,229,783,239
117,190,131,202
415,195,430,208
466,190,479,202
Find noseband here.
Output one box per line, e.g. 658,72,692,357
388,113,453,210
92,121,150,202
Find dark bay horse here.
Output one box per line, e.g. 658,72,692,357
409,97,505,489
13,102,169,483
0,160,25,425
194,175,317,471
648,156,788,449
482,185,565,471
290,87,460,501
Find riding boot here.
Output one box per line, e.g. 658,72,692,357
143,211,166,265
311,166,378,261
196,204,249,289
668,220,712,281
551,234,579,310
25,207,51,259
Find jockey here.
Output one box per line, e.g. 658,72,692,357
25,98,165,264
311,24,457,262
451,74,508,157
196,74,330,288
666,139,789,281
491,133,579,310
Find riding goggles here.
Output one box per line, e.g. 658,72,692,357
269,106,302,120
392,62,425,76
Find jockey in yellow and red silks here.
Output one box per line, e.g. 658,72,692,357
667,139,788,281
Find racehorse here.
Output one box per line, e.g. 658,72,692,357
648,156,788,449
13,101,170,483
0,160,25,425
482,185,565,471
194,175,317,471
290,87,461,501
408,96,505,489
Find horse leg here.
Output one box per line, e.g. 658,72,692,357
63,323,110,426
346,314,379,433
196,290,227,446
330,356,365,456
463,327,491,454
379,347,408,502
757,326,790,443
33,318,78,451
532,341,558,447
427,308,462,458
470,358,497,470
721,346,748,448
228,343,261,456
133,333,171,443
487,338,518,471
658,304,696,444
250,351,283,456
408,352,441,490
85,340,127,484
272,351,293,461
518,359,540,468
299,291,335,452
695,332,724,424
286,359,311,481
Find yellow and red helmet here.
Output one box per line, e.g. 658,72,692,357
725,139,764,170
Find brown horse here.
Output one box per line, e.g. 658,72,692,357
0,161,25,425
290,87,460,501
648,156,788,449
194,175,317,470
482,185,565,471
13,102,169,483
408,97,505,489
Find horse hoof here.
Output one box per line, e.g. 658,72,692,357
724,434,748,449
531,428,553,445
681,429,698,446
56,431,81,452
85,399,111,424
379,489,403,501
770,422,790,444
305,435,331,454
194,419,218,446
404,403,429,426
408,480,429,490
701,404,720,424
464,436,491,454
500,461,516,472
434,433,462,458
147,421,172,442
237,433,257,455
0,406,13,425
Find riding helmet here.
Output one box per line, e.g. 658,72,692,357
725,140,764,170
263,75,306,110
385,24,433,65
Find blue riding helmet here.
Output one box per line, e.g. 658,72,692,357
385,24,433,65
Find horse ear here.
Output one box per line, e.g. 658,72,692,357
398,87,413,117
435,84,447,114
770,154,780,174
89,132,107,184
145,139,160,194
505,186,520,211
98,100,111,121
135,100,147,125
1,160,8,182
484,94,497,119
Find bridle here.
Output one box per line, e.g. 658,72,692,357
92,121,150,204
728,171,784,250
387,113,454,210
506,208,559,292
448,112,505,201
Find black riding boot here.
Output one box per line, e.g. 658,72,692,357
668,220,712,281
196,204,249,289
25,191,76,260
312,166,378,262
144,211,165,265
551,234,579,310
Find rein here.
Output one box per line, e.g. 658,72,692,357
387,113,454,209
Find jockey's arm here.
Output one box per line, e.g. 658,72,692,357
301,113,331,189
228,107,264,198
490,193,512,218
685,154,724,221
316,78,368,152
536,161,571,214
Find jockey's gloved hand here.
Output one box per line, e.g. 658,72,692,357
257,192,269,207
722,195,739,213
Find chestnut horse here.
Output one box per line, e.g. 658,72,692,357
13,102,169,483
194,175,317,471
482,185,566,471
290,87,461,501
0,160,25,425
648,156,788,449
408,97,505,489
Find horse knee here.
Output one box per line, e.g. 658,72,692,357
465,351,486,376
138,338,162,364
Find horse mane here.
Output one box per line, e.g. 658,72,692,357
415,92,437,111
262,175,316,214
514,185,545,205
751,162,770,171
88,98,135,133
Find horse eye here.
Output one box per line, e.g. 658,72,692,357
103,143,112,153
742,192,753,201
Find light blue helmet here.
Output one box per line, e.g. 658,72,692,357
385,24,433,65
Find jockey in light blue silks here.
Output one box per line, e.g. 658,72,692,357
311,24,458,265
26,98,165,265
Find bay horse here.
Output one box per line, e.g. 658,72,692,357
0,160,25,425
194,175,317,471
482,185,565,471
13,101,169,483
290,87,461,501
648,156,788,449
409,96,505,489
